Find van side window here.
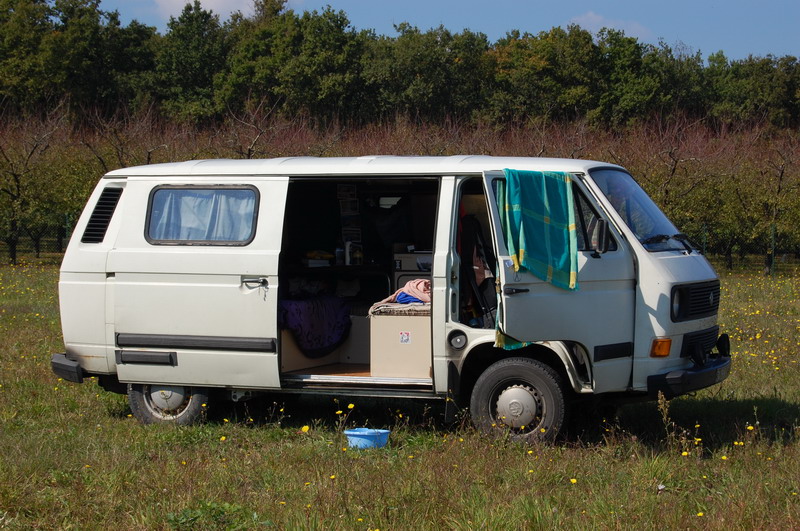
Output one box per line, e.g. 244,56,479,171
573,186,617,252
146,186,258,245
456,179,497,328
489,178,616,253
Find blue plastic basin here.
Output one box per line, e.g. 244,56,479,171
343,428,390,449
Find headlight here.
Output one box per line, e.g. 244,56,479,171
671,289,682,321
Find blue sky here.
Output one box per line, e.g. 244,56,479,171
101,0,798,61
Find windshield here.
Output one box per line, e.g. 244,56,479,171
590,168,695,252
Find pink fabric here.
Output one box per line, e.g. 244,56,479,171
377,278,431,305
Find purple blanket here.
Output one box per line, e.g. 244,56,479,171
279,297,351,358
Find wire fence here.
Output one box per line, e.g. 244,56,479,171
0,223,72,265
2,222,798,277
694,224,800,277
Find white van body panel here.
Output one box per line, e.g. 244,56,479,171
106,176,287,388
432,176,458,394
59,271,111,373
60,180,127,374
54,156,730,420
630,252,719,390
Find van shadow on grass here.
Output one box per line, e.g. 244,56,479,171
107,388,800,452
572,395,800,450
205,392,449,432
101,387,449,429
207,392,800,451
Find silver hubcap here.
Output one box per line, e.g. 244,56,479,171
146,385,190,416
496,385,539,428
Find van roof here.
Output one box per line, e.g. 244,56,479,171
104,156,622,178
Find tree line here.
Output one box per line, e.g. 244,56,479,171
1,0,799,128
1,113,798,267
1,0,798,267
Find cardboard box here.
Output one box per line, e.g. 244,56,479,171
393,252,432,272
370,314,431,378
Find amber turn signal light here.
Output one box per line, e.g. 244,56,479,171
650,338,672,357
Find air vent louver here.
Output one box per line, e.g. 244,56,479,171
81,187,123,243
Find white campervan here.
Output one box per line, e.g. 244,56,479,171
52,156,731,440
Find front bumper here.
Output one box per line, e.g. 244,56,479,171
647,354,731,399
51,353,84,383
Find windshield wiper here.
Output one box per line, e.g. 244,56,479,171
671,233,695,253
640,234,671,245
640,233,695,253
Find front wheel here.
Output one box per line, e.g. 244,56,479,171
128,384,208,425
470,357,566,442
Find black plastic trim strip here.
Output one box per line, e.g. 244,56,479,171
51,353,84,383
647,355,731,399
116,333,276,352
594,342,634,362
115,350,177,366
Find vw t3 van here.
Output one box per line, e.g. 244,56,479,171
51,156,731,440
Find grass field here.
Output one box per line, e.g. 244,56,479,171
1,263,799,529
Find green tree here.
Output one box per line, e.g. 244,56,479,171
708,52,800,127
97,14,159,114
42,0,107,111
645,42,707,118
274,8,368,123
363,24,492,121
0,0,158,116
222,3,374,124
440,28,493,119
374,23,453,119
0,0,53,109
593,29,660,126
214,0,292,113
156,0,228,121
489,26,601,123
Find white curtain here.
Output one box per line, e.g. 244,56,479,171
149,189,256,242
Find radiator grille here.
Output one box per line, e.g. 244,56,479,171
680,326,720,358
672,280,720,321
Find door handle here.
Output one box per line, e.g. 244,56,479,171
242,277,269,288
503,287,530,295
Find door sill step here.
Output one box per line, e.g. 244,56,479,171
282,373,432,388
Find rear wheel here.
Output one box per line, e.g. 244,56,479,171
128,384,208,425
470,357,566,442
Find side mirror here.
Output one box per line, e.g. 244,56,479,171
592,219,610,257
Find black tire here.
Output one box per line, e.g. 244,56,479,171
470,357,566,442
128,384,208,425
